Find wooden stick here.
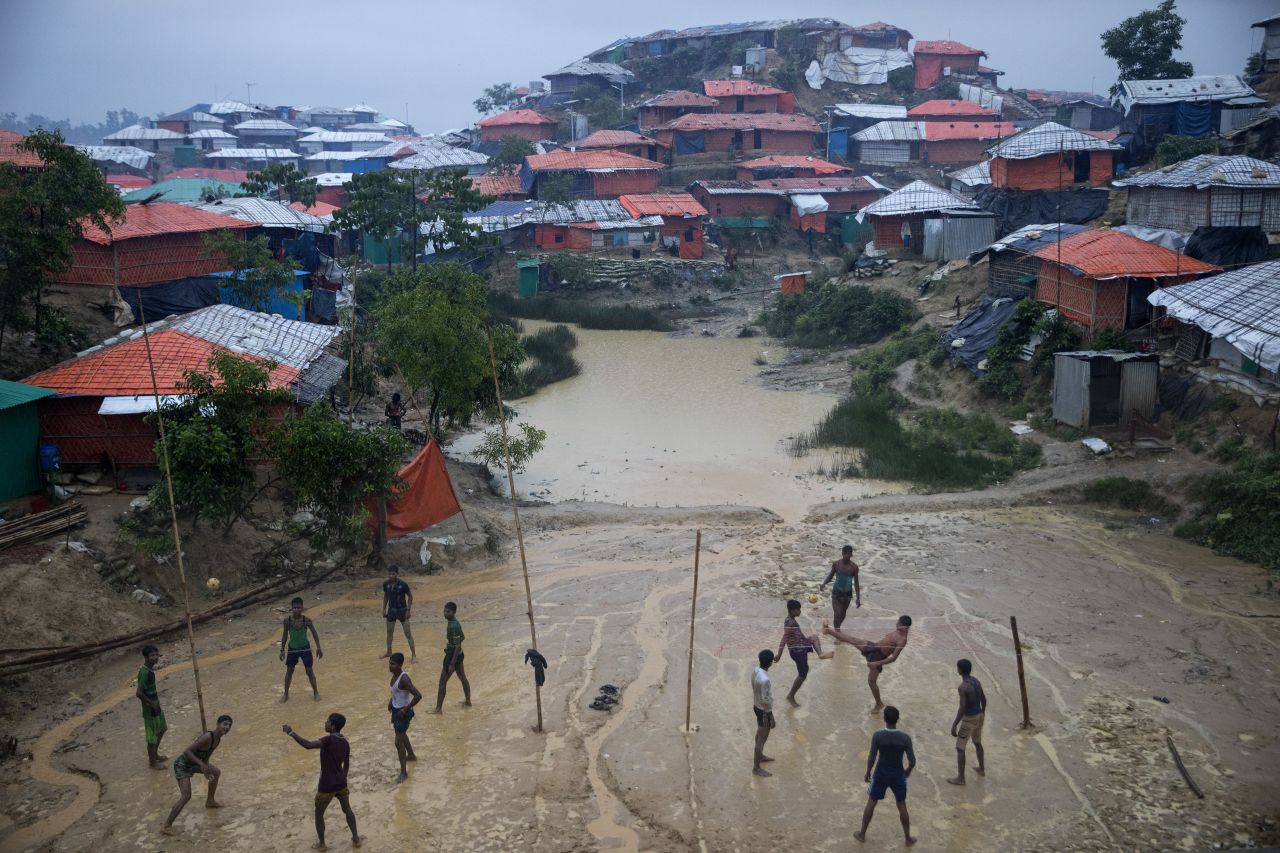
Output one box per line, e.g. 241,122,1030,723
393,365,472,533
1011,616,1032,729
137,294,208,732
1166,735,1204,798
348,261,358,399
484,322,543,733
685,529,701,733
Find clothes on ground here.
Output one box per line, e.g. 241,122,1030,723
525,648,548,686
445,618,464,652
752,666,773,713
285,616,313,650
956,712,985,745
962,675,986,716
318,733,349,793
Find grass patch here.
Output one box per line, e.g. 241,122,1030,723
791,396,1041,491
515,324,581,396
760,278,916,349
849,325,943,398
489,292,672,331
1175,452,1280,571
1083,477,1179,518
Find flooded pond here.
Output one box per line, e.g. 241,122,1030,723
449,322,904,519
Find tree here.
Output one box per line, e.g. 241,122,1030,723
489,135,537,175
0,129,124,355
473,83,520,116
272,403,409,556
1246,50,1265,77
202,230,302,315
330,170,406,272
1101,0,1194,83
240,162,317,207
470,422,546,474
373,263,524,429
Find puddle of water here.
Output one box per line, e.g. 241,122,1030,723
450,323,903,519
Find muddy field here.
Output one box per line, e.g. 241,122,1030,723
2,495,1278,852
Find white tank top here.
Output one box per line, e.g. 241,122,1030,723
390,671,412,708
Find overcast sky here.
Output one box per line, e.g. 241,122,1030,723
1,0,1274,131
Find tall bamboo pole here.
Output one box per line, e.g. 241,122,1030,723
684,529,702,732
136,293,208,731
484,322,543,732
1011,616,1032,729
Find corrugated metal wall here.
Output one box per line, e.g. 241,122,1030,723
859,141,911,164
1119,360,1158,423
1052,354,1091,427
942,215,996,261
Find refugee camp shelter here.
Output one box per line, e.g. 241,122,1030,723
922,121,1016,167
988,122,1122,191
231,119,300,148
1113,155,1280,233
1032,229,1219,330
384,141,489,175
637,91,719,130
851,120,926,165
735,155,851,181
1052,350,1159,428
857,180,980,252
655,113,821,159
203,148,301,170
478,109,559,143
575,130,668,162
688,180,789,221
908,100,999,122
1113,76,1262,151
1255,14,1280,71
521,149,663,199
526,200,662,251
1147,261,1280,385
947,160,991,199
848,21,912,50
296,131,390,154
468,173,526,200
74,145,155,177
102,125,185,154
827,104,908,158
618,193,707,258
185,129,239,151
24,304,342,467
1056,97,1122,132
967,223,1089,298
156,110,225,136
543,60,635,96
0,380,54,502
703,80,793,114
912,40,986,89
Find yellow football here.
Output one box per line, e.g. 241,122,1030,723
807,593,818,604
206,577,221,591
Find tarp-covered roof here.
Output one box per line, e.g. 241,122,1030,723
104,125,184,141
664,112,820,132
297,131,389,144
640,90,719,108
948,160,991,188
1113,154,1280,190
1114,75,1255,114
858,180,978,218
122,177,244,203
966,222,1088,263
1032,229,1220,280
807,47,912,88
232,119,299,132
74,144,155,171
1148,261,1280,372
204,148,299,160
386,143,489,171
909,100,998,117
190,197,329,233
832,103,907,119
467,173,524,197
478,109,558,128
988,121,1123,158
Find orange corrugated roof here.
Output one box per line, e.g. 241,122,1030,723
737,155,850,175
913,39,985,56
618,193,707,218
25,329,299,397
105,175,153,190
289,200,341,217
576,130,667,148
0,129,47,168
703,80,787,98
478,109,558,128
79,201,252,245
750,176,880,192
664,112,820,132
641,90,720,108
468,174,524,196
1033,229,1221,280
526,149,664,171
908,100,997,117
1083,129,1120,142
923,120,1015,140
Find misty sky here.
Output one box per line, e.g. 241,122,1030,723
1,0,1274,133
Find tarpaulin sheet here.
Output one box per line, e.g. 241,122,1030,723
675,132,706,155
942,294,1024,374
974,186,1110,233
1174,101,1212,138
1185,226,1269,269
375,438,462,538
119,277,221,323
807,47,913,89
311,286,337,323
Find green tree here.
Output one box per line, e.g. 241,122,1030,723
373,263,524,429
490,135,537,175
415,168,496,263
473,82,520,115
1246,50,1265,76
272,403,409,556
0,129,124,354
240,162,317,206
330,170,406,272
1101,0,1194,84
203,230,302,315
470,422,546,474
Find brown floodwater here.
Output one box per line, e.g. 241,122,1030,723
450,323,903,520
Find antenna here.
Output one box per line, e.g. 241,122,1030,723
246,82,256,103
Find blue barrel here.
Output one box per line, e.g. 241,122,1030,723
38,443,60,473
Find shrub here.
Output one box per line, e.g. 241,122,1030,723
1083,476,1179,518
514,324,581,396
1155,135,1217,167
761,281,916,349
1177,452,1280,570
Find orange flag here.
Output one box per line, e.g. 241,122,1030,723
374,438,463,538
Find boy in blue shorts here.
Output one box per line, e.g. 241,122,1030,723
280,597,323,702
856,705,917,846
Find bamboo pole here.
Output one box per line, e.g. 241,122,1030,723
684,529,702,733
393,365,472,533
1166,735,1204,799
1010,616,1032,729
136,294,208,732
484,322,543,733
348,260,359,400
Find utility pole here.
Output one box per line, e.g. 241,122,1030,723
246,82,256,104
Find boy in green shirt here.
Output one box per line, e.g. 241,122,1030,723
435,602,471,713
136,644,167,768
279,596,323,702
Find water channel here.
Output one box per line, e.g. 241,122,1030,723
449,322,905,520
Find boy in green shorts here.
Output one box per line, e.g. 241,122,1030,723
280,597,323,702
136,644,167,768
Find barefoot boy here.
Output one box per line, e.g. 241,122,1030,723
136,644,167,768
381,566,417,662
948,658,987,785
824,615,912,712
751,650,776,777
280,596,323,702
774,599,830,706
819,545,861,628
855,705,917,846
284,714,362,850
162,714,232,835
388,653,422,783
435,602,471,713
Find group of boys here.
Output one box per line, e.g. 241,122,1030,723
751,546,988,846
138,566,473,847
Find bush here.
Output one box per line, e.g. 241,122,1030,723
514,324,581,396
848,326,941,400
1176,452,1280,570
1155,135,1217,167
488,292,672,331
1083,476,1179,518
761,280,916,349
1088,327,1133,352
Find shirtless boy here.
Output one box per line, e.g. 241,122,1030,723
823,615,912,712
161,714,233,835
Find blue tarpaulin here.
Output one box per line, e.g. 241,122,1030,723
675,132,706,155
828,127,849,159
942,294,1025,375
1174,101,1212,138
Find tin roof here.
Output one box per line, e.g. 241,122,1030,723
186,129,238,139
852,21,911,37
478,109,558,128
79,201,251,244
858,180,978,217
689,180,785,196
232,119,299,132
618,193,707,218
204,148,299,160
663,112,821,132
1031,229,1220,280
909,100,997,118
545,60,635,84
0,379,54,411
190,197,328,233
74,144,155,171
304,150,370,161
525,149,663,172
1112,154,1280,190
853,120,926,142
988,121,1123,158
1114,76,1255,113
0,130,45,168
738,155,850,175
947,160,991,187
1147,261,1280,372
576,130,666,149
344,103,379,114
208,100,259,115
832,103,908,119
703,80,787,97
640,90,720,108
913,39,985,57
297,131,389,144
386,144,489,171
311,173,353,187
104,125,184,141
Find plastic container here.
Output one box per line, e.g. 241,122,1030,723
38,443,60,473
